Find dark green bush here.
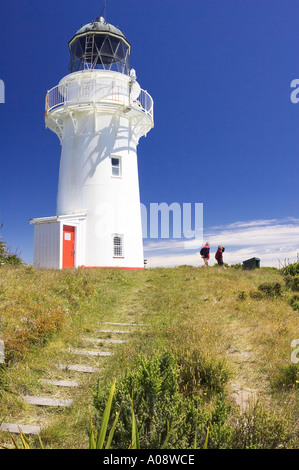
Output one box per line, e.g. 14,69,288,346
177,350,231,397
280,263,299,277
237,291,247,300
285,275,299,292
231,264,242,270
94,351,232,449
289,294,299,311
93,351,294,449
3,253,23,266
258,282,283,298
249,290,264,300
208,394,232,448
0,227,23,266
248,282,284,300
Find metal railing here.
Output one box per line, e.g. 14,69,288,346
45,79,153,119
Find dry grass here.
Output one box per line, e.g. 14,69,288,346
0,265,298,448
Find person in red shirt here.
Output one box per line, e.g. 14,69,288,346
200,242,210,267
215,245,226,269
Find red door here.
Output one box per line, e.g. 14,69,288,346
63,225,75,268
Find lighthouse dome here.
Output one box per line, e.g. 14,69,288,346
75,18,126,40
68,17,131,74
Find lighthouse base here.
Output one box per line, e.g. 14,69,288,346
30,213,87,269
30,213,145,270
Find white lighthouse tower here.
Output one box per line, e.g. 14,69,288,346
30,16,153,269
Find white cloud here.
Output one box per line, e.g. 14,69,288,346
143,218,299,268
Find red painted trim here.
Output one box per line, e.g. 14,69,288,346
113,256,124,259
81,266,144,270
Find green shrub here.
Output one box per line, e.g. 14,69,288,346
208,394,232,448
0,226,23,266
177,350,231,397
249,290,264,300
280,263,299,277
289,294,299,311
231,264,242,270
284,275,299,292
248,282,284,300
5,254,23,266
93,351,294,449
237,291,247,300
258,282,283,298
0,248,23,266
271,363,299,391
94,351,232,449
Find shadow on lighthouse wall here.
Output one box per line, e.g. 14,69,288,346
82,112,137,184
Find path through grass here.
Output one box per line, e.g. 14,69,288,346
0,265,298,448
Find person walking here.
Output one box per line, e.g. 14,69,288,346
215,245,226,269
200,242,210,267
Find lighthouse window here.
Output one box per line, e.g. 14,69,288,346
69,33,130,74
111,156,121,177
113,235,124,257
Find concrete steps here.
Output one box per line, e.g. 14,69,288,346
97,329,132,334
0,422,42,435
1,320,147,437
82,337,126,344
39,379,79,387
58,364,100,373
23,396,73,408
69,348,114,357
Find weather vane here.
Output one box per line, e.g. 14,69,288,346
100,0,107,20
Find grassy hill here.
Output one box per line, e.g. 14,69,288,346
0,264,298,449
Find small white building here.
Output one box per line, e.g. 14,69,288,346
30,16,153,269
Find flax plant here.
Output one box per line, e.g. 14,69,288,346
89,377,121,449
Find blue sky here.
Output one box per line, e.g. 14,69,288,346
0,0,298,267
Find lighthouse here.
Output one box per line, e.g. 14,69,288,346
30,16,154,269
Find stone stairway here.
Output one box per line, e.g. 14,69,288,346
0,321,144,438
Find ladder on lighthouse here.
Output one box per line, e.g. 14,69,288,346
84,34,94,70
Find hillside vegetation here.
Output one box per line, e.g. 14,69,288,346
0,264,298,449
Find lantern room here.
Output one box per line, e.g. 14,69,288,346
68,16,131,74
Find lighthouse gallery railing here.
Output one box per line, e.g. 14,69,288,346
45,80,153,119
